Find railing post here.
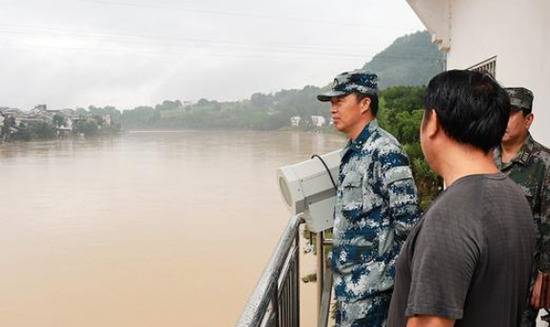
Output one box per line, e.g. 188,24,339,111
295,228,300,327
316,231,325,315
317,264,332,327
317,231,333,327
273,282,279,327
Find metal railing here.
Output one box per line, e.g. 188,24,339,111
236,215,302,327
315,231,333,327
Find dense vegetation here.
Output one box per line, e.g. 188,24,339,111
121,87,327,130
364,31,445,88
378,86,441,207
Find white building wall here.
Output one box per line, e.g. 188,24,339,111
311,115,326,127
445,0,550,143
290,116,301,127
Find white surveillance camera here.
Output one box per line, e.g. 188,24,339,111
277,150,341,232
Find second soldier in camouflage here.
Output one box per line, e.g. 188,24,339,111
494,87,550,326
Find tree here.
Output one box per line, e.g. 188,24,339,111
29,121,57,139
92,115,105,127
1,114,15,140
250,93,273,109
155,100,183,111
380,86,425,113
12,121,56,140
197,98,210,106
75,107,88,117
379,87,442,208
53,114,65,128
73,120,98,136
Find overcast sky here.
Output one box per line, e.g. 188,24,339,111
0,0,425,110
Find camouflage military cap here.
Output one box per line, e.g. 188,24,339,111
317,69,378,102
505,87,534,113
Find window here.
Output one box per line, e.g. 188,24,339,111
468,56,497,77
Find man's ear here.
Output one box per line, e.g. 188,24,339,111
360,97,371,114
423,109,440,139
525,113,534,129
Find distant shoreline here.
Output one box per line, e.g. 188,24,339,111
123,126,341,135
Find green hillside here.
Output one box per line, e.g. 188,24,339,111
364,31,445,88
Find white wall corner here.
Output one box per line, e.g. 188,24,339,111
406,0,451,52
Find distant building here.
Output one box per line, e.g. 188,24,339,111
0,108,24,117
290,116,301,127
32,104,47,113
0,108,28,127
407,0,549,143
57,117,73,134
310,115,326,127
103,114,112,126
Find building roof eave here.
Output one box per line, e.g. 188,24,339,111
406,0,451,52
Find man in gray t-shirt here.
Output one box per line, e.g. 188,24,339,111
387,70,536,327
388,174,535,326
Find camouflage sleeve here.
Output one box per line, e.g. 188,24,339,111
539,167,550,272
378,145,421,246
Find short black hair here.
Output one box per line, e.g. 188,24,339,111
424,70,510,153
354,92,379,116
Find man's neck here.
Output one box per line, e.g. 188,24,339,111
438,144,499,187
347,118,372,141
501,135,528,163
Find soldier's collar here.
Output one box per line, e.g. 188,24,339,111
506,133,535,166
347,119,378,152
516,133,535,165
493,146,504,169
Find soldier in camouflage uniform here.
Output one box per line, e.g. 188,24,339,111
494,87,550,327
318,69,421,327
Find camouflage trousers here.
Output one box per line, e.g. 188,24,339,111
334,292,391,327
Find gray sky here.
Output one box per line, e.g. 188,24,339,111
0,0,424,110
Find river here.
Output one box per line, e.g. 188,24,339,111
0,130,344,326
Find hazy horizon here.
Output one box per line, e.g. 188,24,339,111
0,0,424,110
